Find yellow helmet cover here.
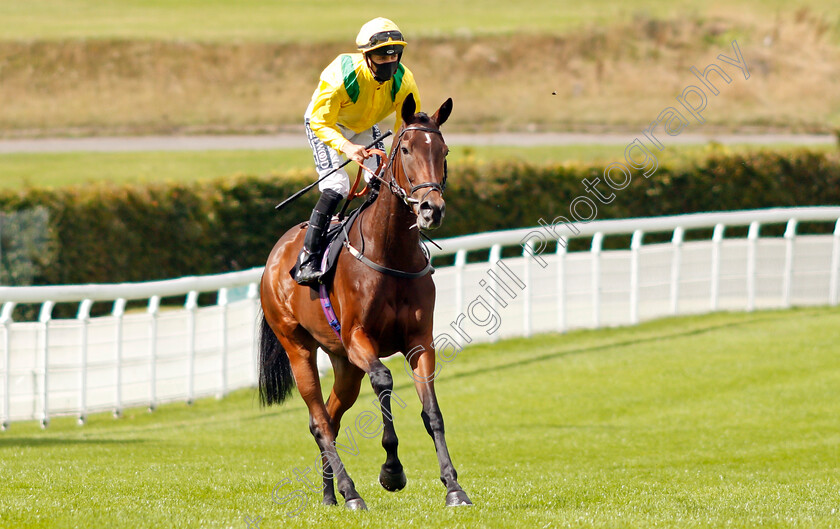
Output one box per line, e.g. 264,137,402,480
355,17,408,53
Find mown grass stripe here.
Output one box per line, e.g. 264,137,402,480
1,307,838,528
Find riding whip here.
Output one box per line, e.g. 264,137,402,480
274,130,393,211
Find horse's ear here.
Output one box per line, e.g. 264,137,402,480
401,93,417,126
432,98,453,127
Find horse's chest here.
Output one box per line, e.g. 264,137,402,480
361,292,429,337
371,295,425,322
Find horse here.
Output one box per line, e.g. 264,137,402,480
258,94,471,511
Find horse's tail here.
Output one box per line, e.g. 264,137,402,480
258,313,296,406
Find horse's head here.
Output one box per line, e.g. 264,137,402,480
390,94,453,230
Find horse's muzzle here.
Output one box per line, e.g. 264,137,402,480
418,199,445,230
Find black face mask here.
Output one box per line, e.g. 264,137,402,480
371,59,399,83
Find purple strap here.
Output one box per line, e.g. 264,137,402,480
319,250,342,340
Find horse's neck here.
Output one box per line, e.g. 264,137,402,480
356,177,424,269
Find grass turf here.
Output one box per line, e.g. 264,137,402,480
1,307,839,528
1,144,835,191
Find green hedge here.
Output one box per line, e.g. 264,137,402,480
443,149,840,237
1,150,839,286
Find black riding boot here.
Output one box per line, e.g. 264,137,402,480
293,189,343,286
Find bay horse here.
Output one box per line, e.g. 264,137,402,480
259,95,471,510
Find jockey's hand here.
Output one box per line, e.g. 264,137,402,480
341,142,371,165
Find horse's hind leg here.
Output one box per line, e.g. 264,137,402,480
320,355,365,506
280,337,367,510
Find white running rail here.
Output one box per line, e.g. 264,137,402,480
2,207,840,429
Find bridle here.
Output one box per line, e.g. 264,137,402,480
342,124,447,279
379,125,448,208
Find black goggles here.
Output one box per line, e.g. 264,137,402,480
366,30,404,48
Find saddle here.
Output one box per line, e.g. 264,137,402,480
319,205,365,286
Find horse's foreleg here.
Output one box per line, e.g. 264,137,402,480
346,331,406,493
408,346,472,507
322,355,365,506
371,359,407,492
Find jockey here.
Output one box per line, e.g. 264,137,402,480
293,17,421,286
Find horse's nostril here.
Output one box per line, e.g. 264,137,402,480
419,202,435,219
418,201,444,227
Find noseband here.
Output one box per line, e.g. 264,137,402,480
383,125,448,207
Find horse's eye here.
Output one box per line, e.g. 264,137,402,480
401,146,410,155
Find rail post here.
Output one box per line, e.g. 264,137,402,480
591,232,604,328
77,299,93,425
830,219,840,306
630,230,644,325
218,288,229,399
746,222,760,312
454,249,467,318
1,302,16,431
670,227,684,315
782,219,798,308
147,296,160,412
556,242,567,333
186,291,198,404
489,244,502,342
113,298,126,418
522,239,534,337
710,224,725,311
38,301,55,429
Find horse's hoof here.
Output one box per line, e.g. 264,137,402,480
445,490,473,507
344,498,368,511
322,497,338,506
379,468,407,492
